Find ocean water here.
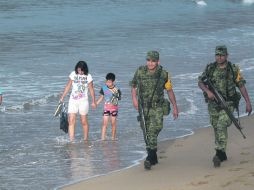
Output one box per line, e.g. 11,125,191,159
0,0,254,189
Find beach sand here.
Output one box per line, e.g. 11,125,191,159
60,114,254,190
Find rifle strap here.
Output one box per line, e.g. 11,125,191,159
145,68,162,118
137,78,148,145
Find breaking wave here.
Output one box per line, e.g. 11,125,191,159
194,0,207,6
243,0,254,4
3,93,60,112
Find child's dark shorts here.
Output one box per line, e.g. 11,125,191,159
103,110,118,117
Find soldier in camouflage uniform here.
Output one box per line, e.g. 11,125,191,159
198,45,252,167
131,51,179,170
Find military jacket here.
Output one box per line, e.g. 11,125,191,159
198,61,245,103
131,65,170,105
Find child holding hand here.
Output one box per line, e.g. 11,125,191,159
96,73,121,140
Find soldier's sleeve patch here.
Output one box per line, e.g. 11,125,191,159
165,79,172,90
233,65,246,87
235,68,243,83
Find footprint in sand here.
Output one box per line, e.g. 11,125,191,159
190,181,208,186
221,181,232,187
159,155,167,159
221,178,247,188
204,174,214,178
240,160,249,164
240,152,250,155
249,172,254,176
228,167,243,171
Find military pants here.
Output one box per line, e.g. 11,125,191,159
143,106,163,150
208,103,234,152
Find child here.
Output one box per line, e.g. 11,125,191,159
96,73,121,140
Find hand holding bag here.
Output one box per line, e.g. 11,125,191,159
60,103,69,133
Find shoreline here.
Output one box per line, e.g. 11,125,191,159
59,114,254,190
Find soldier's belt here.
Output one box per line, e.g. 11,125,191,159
209,101,234,111
143,101,163,108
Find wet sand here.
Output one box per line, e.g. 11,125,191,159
60,114,254,190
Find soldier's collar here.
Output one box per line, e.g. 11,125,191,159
145,65,162,74
216,61,228,69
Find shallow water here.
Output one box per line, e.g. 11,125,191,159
0,0,254,189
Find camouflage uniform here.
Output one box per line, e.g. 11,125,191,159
130,51,172,152
131,65,169,150
198,46,246,152
131,51,174,169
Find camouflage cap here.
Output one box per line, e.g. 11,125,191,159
146,51,159,61
215,45,228,55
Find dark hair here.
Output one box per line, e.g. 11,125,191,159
106,73,115,81
75,61,89,75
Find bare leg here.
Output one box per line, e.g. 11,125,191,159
111,116,117,140
101,116,109,140
68,113,76,142
80,114,89,141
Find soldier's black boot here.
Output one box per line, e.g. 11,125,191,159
216,149,227,161
220,151,227,162
144,149,152,170
213,149,227,167
150,149,158,165
213,149,221,167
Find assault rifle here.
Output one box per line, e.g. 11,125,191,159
202,75,246,139
136,81,148,145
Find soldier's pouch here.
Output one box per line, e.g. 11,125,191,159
162,98,171,116
228,91,241,109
